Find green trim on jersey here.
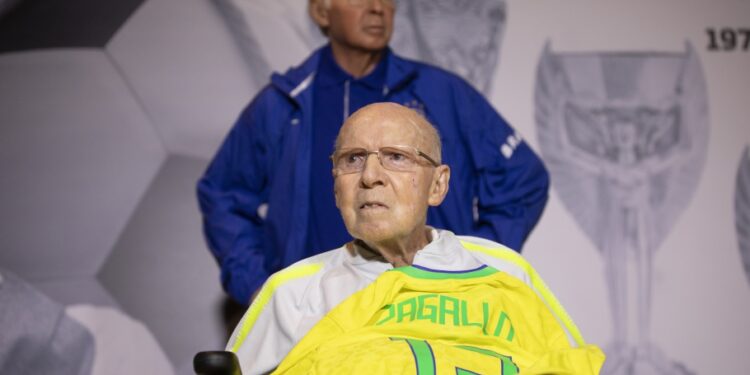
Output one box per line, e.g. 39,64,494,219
455,345,519,374
391,265,498,280
460,240,588,347
391,338,436,374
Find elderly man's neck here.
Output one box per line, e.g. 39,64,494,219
355,228,432,268
330,43,384,78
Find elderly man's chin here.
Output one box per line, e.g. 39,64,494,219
345,218,401,244
345,213,427,246
353,38,389,53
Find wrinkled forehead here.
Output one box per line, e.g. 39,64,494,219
338,107,428,149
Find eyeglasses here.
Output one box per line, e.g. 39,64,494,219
331,145,439,175
348,0,395,8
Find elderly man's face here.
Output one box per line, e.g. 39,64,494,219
333,104,448,245
313,0,395,53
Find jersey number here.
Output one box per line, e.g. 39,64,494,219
390,337,519,375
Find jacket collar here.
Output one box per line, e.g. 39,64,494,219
384,48,419,94
316,45,389,90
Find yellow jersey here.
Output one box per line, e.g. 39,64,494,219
273,264,604,374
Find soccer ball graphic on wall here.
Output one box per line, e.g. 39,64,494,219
535,43,708,375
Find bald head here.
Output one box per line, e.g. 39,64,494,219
335,102,442,163
332,102,451,252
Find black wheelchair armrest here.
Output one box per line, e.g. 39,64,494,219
193,350,242,375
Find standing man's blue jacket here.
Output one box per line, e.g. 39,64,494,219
197,47,549,304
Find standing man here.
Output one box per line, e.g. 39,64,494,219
197,0,549,305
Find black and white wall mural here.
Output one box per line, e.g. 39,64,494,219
0,269,95,375
1,0,748,374
535,43,708,375
390,0,506,93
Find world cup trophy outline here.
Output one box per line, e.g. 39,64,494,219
535,42,709,375
391,0,507,95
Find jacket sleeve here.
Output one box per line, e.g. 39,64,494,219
197,94,275,304
456,83,550,252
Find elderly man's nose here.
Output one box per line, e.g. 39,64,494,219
368,0,386,12
360,153,386,187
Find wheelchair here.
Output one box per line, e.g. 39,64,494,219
194,350,242,375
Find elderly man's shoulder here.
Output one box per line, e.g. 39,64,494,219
455,234,518,255
262,248,340,295
453,234,540,285
259,245,371,310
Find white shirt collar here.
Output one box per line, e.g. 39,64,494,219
345,228,483,272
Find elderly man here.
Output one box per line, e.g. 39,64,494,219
226,103,603,374
197,0,550,306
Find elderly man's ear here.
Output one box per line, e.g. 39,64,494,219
427,165,451,207
309,0,330,29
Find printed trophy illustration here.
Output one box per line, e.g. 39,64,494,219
535,43,708,375
737,146,750,287
391,0,506,94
